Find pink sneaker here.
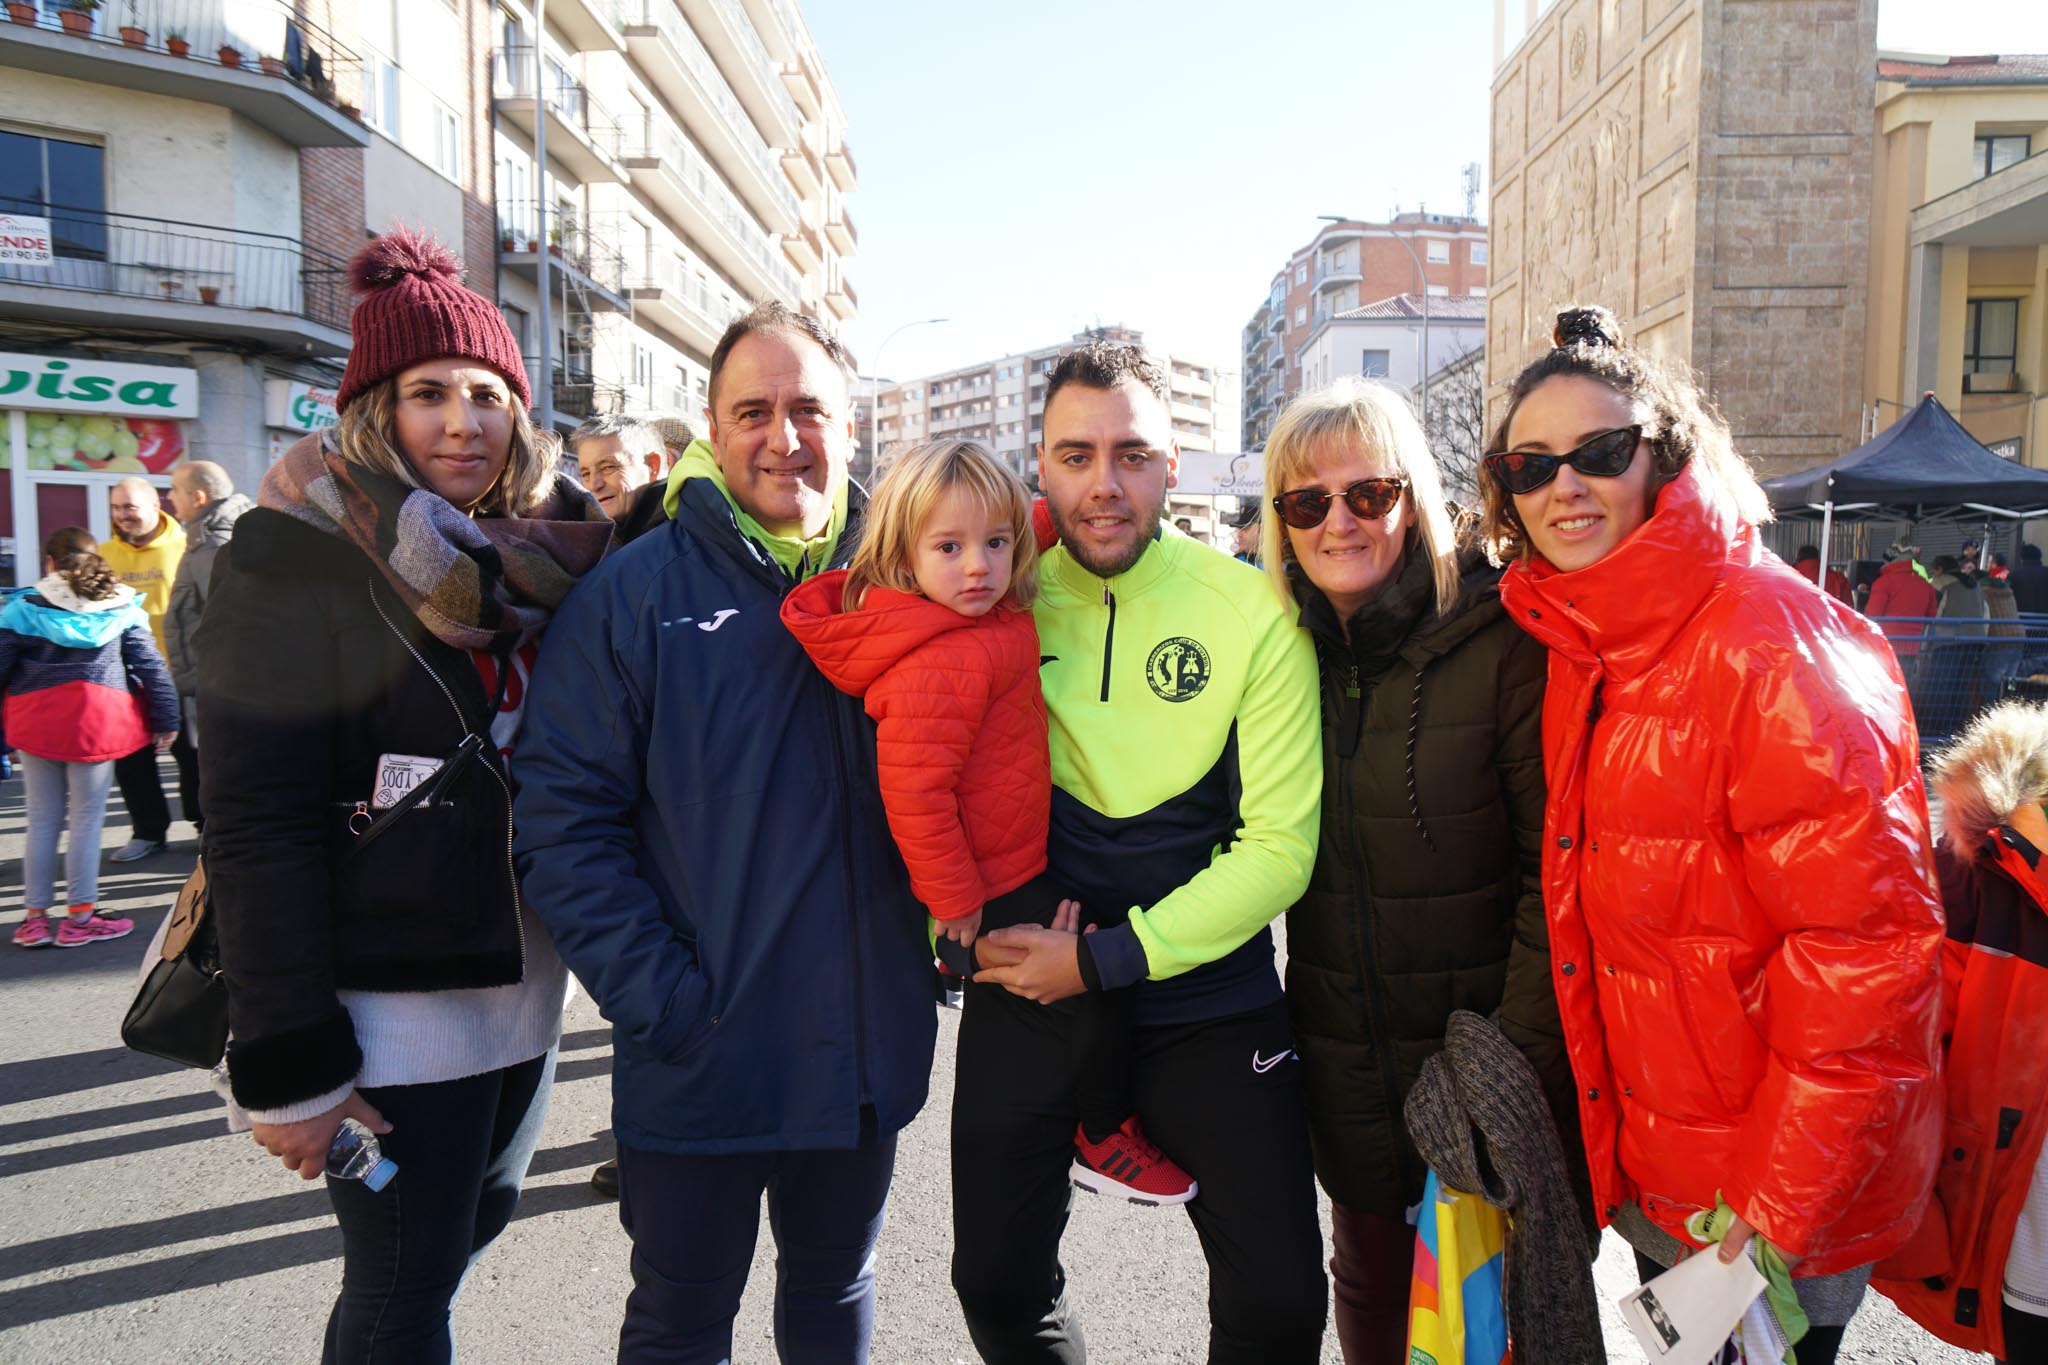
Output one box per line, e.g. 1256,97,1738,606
12,915,52,949
55,913,134,948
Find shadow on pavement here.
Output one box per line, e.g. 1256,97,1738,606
0,1155,614,1328
0,1087,218,1146
0,1115,226,1177
0,1043,182,1106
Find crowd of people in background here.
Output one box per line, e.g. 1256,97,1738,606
8,223,2048,1365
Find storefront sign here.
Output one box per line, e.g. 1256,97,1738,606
1174,450,1263,497
265,377,340,433
0,352,200,418
0,214,52,266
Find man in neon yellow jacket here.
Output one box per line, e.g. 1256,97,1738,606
957,341,1327,1362
99,476,185,861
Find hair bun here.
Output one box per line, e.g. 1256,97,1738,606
1552,305,1623,351
349,227,463,295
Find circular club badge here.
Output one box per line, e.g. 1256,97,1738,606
1147,637,1211,702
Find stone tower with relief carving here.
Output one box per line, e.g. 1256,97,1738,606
1486,0,1877,478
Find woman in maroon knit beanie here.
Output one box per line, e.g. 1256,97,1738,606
196,227,611,1361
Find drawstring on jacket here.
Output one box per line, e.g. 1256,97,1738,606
1406,667,1434,851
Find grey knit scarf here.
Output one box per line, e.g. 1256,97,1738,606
1405,1009,1606,1365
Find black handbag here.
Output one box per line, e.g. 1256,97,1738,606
118,732,487,1070
121,857,228,1068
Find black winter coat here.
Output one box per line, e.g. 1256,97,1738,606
1284,543,1578,1216
195,509,525,1111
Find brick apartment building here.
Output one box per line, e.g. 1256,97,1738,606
1241,213,1490,449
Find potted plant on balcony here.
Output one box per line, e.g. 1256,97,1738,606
7,3,38,25
259,53,285,77
546,221,565,259
118,0,145,45
198,285,221,305
165,28,189,56
56,0,100,37
217,43,242,67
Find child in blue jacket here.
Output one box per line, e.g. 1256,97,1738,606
1,526,178,948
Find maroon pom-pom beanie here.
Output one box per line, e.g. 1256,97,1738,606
337,226,530,413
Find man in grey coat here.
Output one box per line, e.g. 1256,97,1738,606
165,460,253,832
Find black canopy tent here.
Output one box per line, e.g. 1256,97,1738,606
1765,394,2048,524
1762,395,2048,581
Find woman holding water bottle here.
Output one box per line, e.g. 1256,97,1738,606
196,229,611,1362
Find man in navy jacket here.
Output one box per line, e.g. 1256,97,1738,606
514,303,936,1363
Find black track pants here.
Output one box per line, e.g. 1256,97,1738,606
950,986,1327,1363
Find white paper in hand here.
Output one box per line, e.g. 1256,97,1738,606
1619,1248,1767,1365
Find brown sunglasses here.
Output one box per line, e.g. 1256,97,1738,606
1271,477,1407,530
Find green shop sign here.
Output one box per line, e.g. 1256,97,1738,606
0,352,200,419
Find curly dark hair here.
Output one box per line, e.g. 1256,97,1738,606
1043,341,1170,415
42,525,120,601
707,301,852,415
1477,305,1770,562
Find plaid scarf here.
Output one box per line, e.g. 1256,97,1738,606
260,433,613,651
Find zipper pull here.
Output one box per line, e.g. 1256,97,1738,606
1345,663,1361,700
1103,583,1111,607
348,801,371,836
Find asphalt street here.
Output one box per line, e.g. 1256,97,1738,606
0,759,1980,1362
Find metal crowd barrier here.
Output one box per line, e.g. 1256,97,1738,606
1869,614,2048,748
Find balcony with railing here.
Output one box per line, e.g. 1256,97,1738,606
824,139,856,191
546,359,626,422
825,274,855,320
620,111,802,305
493,48,627,184
620,1,798,232
629,246,742,355
781,140,823,197
779,51,821,119
824,208,857,256
495,202,631,313
1313,255,1362,291
0,203,351,352
0,0,368,148
545,0,629,52
681,0,800,145
780,223,823,271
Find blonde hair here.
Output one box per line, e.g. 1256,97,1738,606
1260,378,1464,617
332,375,550,514
843,439,1039,612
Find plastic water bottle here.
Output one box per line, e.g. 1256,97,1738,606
326,1118,398,1191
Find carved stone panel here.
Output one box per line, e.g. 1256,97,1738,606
1560,0,1597,118
1715,0,1866,137
1527,27,1562,142
1522,74,1638,341
1639,13,1698,177
1636,166,1695,311
1599,0,1642,77
1491,175,1524,282
1635,309,1692,364
1495,65,1527,171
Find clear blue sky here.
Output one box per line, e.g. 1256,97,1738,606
810,0,2048,387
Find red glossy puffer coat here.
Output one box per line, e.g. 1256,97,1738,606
1498,464,1945,1277
781,570,1048,921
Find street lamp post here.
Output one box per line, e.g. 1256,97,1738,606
869,317,948,476
1320,213,1430,432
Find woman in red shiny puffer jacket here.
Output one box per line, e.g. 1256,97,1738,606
1478,306,1946,1364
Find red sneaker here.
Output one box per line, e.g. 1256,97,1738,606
1070,1117,1197,1206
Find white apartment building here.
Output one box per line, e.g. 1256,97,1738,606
871,327,1238,484
0,1,371,584
490,0,856,434
1293,293,1485,394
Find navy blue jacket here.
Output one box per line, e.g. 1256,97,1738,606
513,475,937,1154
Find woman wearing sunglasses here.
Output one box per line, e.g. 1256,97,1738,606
1261,379,1580,1362
1481,305,1945,1363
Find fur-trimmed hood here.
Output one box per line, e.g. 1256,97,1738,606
1930,700,2048,855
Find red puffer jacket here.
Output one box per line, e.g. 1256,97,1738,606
1866,558,1938,656
781,570,1048,921
1499,464,1945,1276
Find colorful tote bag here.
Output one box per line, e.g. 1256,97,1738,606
1407,1168,1512,1365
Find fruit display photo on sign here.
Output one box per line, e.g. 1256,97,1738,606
22,411,186,474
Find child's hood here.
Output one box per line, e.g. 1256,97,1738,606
0,578,144,648
781,568,1003,697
